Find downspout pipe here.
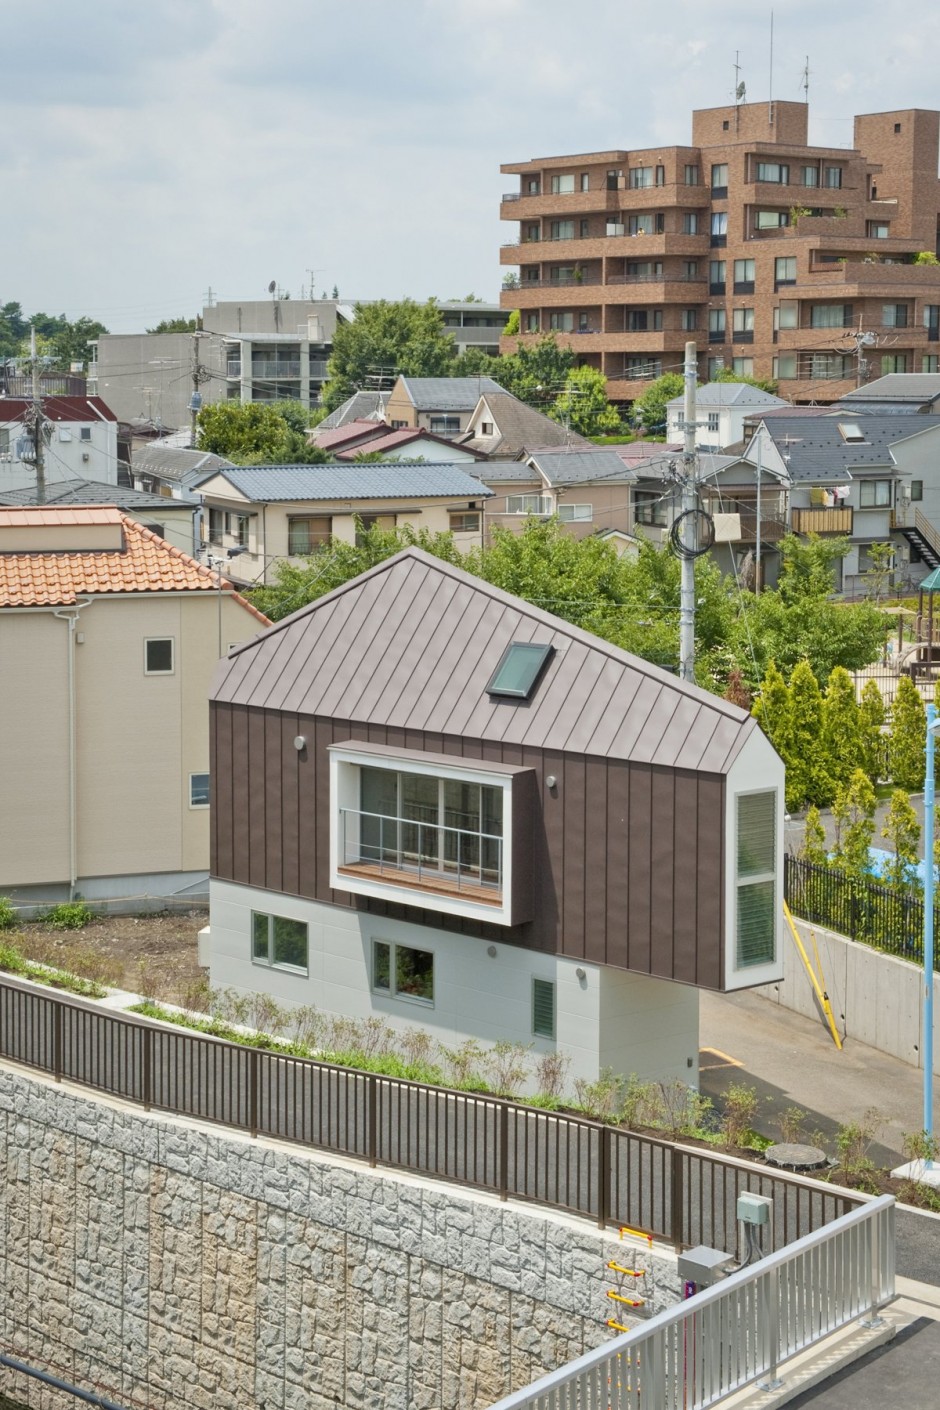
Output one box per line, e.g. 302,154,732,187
51,602,88,900
0,1352,128,1410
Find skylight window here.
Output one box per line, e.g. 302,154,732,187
487,642,555,701
838,422,867,443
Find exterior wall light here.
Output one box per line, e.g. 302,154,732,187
294,736,306,752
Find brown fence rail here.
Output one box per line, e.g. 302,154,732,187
0,976,861,1251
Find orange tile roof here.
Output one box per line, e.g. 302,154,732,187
0,506,270,624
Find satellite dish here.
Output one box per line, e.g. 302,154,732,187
736,81,746,100
268,280,277,294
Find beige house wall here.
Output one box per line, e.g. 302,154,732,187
0,592,262,894
482,481,634,542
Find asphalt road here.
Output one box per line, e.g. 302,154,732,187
700,985,940,1285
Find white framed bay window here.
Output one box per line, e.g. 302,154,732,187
329,742,534,926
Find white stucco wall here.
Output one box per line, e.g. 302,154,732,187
208,880,701,1092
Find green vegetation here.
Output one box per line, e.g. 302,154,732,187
196,400,329,464
146,317,199,333
0,938,106,998
889,675,926,791
320,299,462,411
549,364,622,435
630,372,685,435
38,900,95,931
0,896,17,931
0,301,107,371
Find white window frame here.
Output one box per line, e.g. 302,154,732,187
251,911,309,975
859,480,892,508
724,784,782,990
329,745,521,926
506,494,552,515
557,503,593,522
189,772,210,808
372,938,435,1007
144,637,174,675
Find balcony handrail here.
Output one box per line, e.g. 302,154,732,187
915,508,940,563
340,806,503,892
488,1195,895,1410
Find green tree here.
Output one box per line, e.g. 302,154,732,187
320,300,458,411
503,309,520,336
858,679,886,781
831,768,876,875
799,805,829,865
862,542,895,603
889,675,926,791
823,666,862,790
22,314,109,370
630,372,686,435
550,365,622,436
451,346,499,377
881,788,920,891
146,317,198,333
251,522,465,621
752,660,793,768
483,335,575,404
777,533,849,604
0,301,28,359
789,660,834,808
196,401,327,464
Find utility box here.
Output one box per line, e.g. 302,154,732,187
737,1192,773,1226
677,1246,733,1288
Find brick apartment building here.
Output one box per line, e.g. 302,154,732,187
499,101,940,407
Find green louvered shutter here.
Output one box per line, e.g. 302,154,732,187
736,792,777,968
532,978,556,1039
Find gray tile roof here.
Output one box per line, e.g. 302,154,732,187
132,446,234,482
526,448,637,487
315,391,390,430
758,414,940,482
208,463,493,503
0,478,193,511
212,548,756,773
666,383,789,409
399,376,503,410
840,374,940,404
475,463,542,485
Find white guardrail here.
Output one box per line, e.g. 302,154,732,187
488,1194,895,1410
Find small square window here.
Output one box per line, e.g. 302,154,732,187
252,911,308,972
372,939,434,1004
189,773,210,807
145,638,174,674
532,978,556,1039
894,122,902,134
80,426,92,441
911,480,924,502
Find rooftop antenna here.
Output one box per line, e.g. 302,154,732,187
768,10,775,127
734,51,745,105
801,55,810,104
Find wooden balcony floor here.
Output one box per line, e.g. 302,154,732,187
338,860,502,907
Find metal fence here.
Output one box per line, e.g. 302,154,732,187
0,975,861,1254
785,854,938,967
488,1194,895,1410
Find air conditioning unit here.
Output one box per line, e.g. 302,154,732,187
607,223,625,237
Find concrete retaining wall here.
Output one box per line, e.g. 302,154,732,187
0,1064,684,1410
757,919,940,1074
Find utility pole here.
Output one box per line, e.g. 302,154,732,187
189,330,210,448
755,425,762,591
29,325,46,505
678,340,698,682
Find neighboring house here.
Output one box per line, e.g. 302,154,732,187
665,383,789,450
0,479,198,558
0,507,268,906
196,462,494,583
838,373,940,413
460,389,592,459
0,396,119,492
207,547,784,1088
131,444,235,501
311,422,484,463
483,447,638,541
746,413,940,592
384,376,503,436
314,391,390,431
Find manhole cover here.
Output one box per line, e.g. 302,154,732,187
764,1142,828,1171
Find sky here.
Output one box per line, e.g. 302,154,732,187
6,0,940,333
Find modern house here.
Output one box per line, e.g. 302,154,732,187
0,396,119,492
664,382,789,450
384,376,504,436
0,507,268,907
196,462,493,583
206,548,784,1088
500,102,940,406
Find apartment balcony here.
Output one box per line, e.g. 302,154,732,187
226,361,242,377
251,361,301,378
511,329,696,355
499,190,620,220
337,808,503,910
501,232,708,265
803,260,940,296
601,276,708,304
503,277,707,309
791,507,854,535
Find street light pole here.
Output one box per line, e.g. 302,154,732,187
924,703,939,1159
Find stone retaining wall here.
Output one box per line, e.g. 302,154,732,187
0,1065,682,1410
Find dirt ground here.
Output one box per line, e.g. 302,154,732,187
14,908,207,996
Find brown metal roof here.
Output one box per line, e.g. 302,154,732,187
211,548,756,773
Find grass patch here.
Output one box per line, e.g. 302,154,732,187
0,939,106,999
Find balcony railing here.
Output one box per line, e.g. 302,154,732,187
791,507,854,534
338,808,503,905
251,360,301,378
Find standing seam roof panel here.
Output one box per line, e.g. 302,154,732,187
248,594,349,713
606,675,670,761
505,641,593,750
561,656,632,756
449,616,549,743
649,695,706,769
411,594,524,736
327,561,434,722
364,574,464,724
274,590,371,716
627,693,683,766
307,570,414,722
697,713,755,774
